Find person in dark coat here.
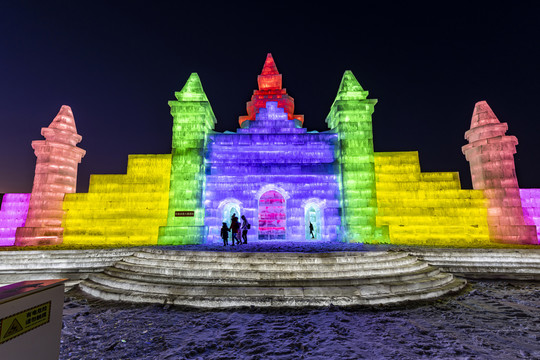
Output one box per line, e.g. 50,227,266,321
241,215,250,244
220,222,229,246
309,221,315,239
230,214,240,245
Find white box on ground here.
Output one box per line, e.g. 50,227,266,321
0,279,66,360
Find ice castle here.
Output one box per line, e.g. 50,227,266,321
1,54,539,247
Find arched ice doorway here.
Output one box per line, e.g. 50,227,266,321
222,203,241,228
258,190,286,240
305,204,321,239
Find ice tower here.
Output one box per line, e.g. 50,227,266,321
462,101,537,244
15,106,85,246
326,71,388,243
157,73,216,244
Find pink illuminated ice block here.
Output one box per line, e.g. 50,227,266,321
15,105,86,246
520,189,540,242
0,193,31,246
462,101,537,244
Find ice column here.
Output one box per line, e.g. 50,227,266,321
326,71,388,243
158,73,216,244
15,106,86,246
462,101,537,244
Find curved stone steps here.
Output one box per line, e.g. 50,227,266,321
85,272,455,298
102,264,442,287
135,248,406,264
80,277,466,307
79,249,467,307
121,252,417,272
112,258,429,280
0,248,135,288
406,248,540,280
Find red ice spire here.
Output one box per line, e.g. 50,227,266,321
239,53,304,127
261,53,279,75
257,53,282,91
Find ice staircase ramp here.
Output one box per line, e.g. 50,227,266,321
80,249,466,308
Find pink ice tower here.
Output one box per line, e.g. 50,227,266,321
15,105,86,246
462,101,537,244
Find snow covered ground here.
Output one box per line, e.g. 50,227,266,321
59,241,540,359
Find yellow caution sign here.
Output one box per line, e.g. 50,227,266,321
0,301,51,344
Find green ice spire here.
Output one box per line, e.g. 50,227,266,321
326,70,388,243
333,70,369,102
174,73,209,102
159,73,216,245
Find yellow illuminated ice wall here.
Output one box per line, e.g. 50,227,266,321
374,152,491,247
62,154,171,246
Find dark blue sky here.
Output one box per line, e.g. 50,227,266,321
1,1,539,193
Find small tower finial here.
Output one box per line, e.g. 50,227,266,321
257,53,282,91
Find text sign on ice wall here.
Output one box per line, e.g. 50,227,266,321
175,211,194,217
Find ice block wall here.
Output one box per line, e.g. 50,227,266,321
157,73,216,245
462,101,537,244
0,193,31,246
375,152,491,246
15,106,86,246
62,154,171,246
519,189,540,243
326,71,388,243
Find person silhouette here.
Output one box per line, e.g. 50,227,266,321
241,215,250,244
220,222,229,246
309,221,315,239
230,213,240,245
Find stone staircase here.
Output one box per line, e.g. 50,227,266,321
0,248,135,289
79,248,466,307
406,248,540,280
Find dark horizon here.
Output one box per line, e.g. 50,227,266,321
1,2,539,194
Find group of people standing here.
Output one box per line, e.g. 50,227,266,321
220,214,250,246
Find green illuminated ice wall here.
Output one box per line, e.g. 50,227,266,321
326,71,389,243
158,73,216,244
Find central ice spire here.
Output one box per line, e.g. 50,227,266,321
257,53,282,90
239,53,304,128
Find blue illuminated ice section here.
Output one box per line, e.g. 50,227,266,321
204,102,341,243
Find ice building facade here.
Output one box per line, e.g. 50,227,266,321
0,54,539,247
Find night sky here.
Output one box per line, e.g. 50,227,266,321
1,2,539,194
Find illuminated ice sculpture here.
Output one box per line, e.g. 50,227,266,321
462,101,537,244
2,54,540,247
15,106,86,246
